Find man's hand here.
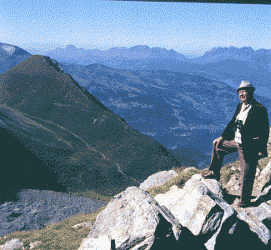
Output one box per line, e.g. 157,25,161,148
213,136,223,148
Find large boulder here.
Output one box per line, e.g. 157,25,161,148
139,170,178,191
254,160,271,200
232,201,271,246
155,174,236,250
79,235,111,250
78,165,271,250
78,186,184,250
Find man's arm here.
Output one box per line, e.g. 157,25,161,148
221,104,241,140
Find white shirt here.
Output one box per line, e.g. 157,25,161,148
234,103,252,144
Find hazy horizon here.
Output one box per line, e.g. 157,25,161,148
1,0,270,58
3,42,271,60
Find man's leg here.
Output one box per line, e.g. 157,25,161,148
238,146,258,204
207,140,239,180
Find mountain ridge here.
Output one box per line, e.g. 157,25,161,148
0,54,182,201
42,44,271,97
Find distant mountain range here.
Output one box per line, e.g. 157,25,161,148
45,45,271,98
0,55,181,202
45,44,188,63
0,42,31,75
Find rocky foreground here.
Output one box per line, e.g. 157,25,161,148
1,162,271,249
77,162,271,250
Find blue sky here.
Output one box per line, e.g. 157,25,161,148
1,0,270,58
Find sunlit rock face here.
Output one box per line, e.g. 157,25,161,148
79,163,271,250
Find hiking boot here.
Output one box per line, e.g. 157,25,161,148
201,170,219,180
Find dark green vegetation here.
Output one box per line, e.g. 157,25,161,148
0,55,181,201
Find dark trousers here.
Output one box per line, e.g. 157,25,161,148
209,140,258,202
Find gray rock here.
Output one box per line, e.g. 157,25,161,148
139,170,178,191
229,198,271,246
78,186,183,250
225,172,242,196
155,174,236,250
0,238,24,250
78,235,111,250
73,222,93,231
29,241,41,249
254,160,271,201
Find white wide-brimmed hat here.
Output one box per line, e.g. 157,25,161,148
237,81,255,92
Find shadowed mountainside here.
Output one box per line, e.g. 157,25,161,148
0,55,182,201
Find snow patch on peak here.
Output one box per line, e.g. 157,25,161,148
1,45,15,55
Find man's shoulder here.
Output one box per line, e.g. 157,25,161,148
251,99,267,110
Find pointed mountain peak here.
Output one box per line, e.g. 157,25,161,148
65,44,77,50
0,55,105,111
2,55,62,77
129,45,151,52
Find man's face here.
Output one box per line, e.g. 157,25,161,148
238,89,250,103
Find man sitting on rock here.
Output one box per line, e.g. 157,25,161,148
201,81,269,208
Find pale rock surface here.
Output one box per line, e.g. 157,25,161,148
155,185,185,210
254,160,271,197
232,201,271,245
139,170,178,191
72,222,93,231
78,186,183,250
225,173,242,196
155,174,236,250
0,239,23,250
29,241,41,249
78,235,111,250
0,239,41,250
78,158,271,250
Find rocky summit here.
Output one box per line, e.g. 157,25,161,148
77,161,271,250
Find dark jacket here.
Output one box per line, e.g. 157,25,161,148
221,98,269,158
